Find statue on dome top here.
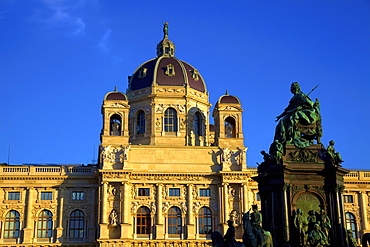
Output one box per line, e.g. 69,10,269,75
163,22,169,37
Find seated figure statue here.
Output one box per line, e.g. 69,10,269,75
274,82,322,148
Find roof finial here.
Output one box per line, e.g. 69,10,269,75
226,90,229,95
114,86,118,92
163,22,169,38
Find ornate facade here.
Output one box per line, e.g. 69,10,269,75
0,26,369,247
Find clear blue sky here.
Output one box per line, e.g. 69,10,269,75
1,1,369,169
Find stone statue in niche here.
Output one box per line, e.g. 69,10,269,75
110,120,121,136
109,210,118,226
229,210,239,225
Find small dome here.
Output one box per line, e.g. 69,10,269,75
105,91,127,101
218,94,240,104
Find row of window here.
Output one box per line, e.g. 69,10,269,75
137,206,212,235
138,188,210,197
3,210,85,239
6,191,85,201
2,206,213,240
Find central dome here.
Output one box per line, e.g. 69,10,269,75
128,24,206,93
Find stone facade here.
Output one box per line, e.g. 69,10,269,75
0,28,369,247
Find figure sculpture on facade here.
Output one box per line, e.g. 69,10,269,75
274,82,321,148
327,140,343,164
307,210,318,232
307,223,327,247
294,208,307,246
109,210,118,226
318,209,331,240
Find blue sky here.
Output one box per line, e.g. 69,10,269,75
1,0,369,169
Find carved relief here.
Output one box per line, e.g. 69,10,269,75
155,104,186,113
101,145,130,164
180,202,187,213
156,88,185,93
193,202,201,213
131,202,140,213
106,103,129,108
162,202,171,213
289,149,318,162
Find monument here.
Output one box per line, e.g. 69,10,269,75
253,82,350,247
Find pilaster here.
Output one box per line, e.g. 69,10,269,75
99,182,109,239
359,191,369,231
156,184,164,239
121,182,132,239
187,184,195,238
23,187,34,243
55,188,65,243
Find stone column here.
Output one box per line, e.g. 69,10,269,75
359,191,369,231
23,187,34,243
156,184,164,239
121,182,132,239
55,188,65,243
187,184,195,238
242,183,248,213
222,183,229,234
99,182,109,239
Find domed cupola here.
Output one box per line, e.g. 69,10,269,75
126,23,211,147
128,23,206,94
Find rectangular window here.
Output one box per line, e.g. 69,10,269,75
344,195,353,203
8,192,20,200
169,188,180,197
199,189,210,197
41,192,53,200
138,188,150,196
72,191,85,200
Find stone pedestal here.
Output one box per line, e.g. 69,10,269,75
254,144,349,247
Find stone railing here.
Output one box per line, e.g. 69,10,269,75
0,165,97,176
344,170,370,181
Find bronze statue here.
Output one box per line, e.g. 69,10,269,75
318,209,331,240
327,140,343,163
242,208,273,247
274,82,321,148
163,22,169,37
307,223,327,247
294,208,307,246
224,220,236,247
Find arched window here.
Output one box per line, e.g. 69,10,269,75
194,112,203,136
137,206,151,234
345,212,357,239
110,114,122,136
224,117,236,138
168,207,182,234
198,207,212,234
164,108,178,132
37,210,53,238
136,110,145,135
4,210,20,239
69,210,85,239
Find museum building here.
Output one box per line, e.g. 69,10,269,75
0,28,369,247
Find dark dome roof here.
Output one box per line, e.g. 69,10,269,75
105,91,127,100
218,95,240,104
129,57,206,93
